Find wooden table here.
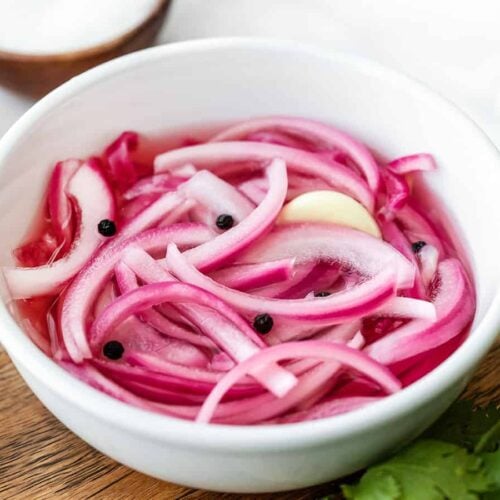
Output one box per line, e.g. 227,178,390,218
0,342,498,499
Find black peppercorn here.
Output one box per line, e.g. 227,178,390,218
103,340,124,360
216,214,234,230
314,291,331,297
98,219,117,237
253,313,274,334
411,240,427,253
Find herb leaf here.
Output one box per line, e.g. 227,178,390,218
342,439,491,500
423,401,500,452
480,449,500,493
342,469,400,499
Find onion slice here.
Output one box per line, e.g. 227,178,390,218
48,158,82,248
4,161,115,299
154,141,374,210
91,279,298,397
214,332,365,424
387,153,437,175
268,396,381,424
60,224,213,362
374,296,436,320
181,169,255,222
121,247,298,397
365,259,473,366
209,259,295,291
211,116,380,191
197,340,401,423
167,243,398,324
114,260,215,349
237,223,416,289
183,158,288,271
418,244,440,288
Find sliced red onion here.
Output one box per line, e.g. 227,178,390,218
141,307,216,350
365,259,474,366
197,341,401,423
181,170,255,222
7,122,475,427
120,193,160,223
103,131,147,191
121,247,297,396
48,158,82,249
60,224,213,362
13,230,63,268
146,330,363,424
154,141,374,210
60,360,179,416
209,259,295,291
418,244,440,288
269,319,360,347
286,329,364,384
5,161,115,299
183,158,288,271
374,296,436,320
120,379,206,405
294,331,366,410
247,130,317,150
94,358,261,397
331,376,384,399
47,310,65,360
397,202,445,255
267,396,381,424
398,330,466,387
210,116,380,191
189,204,216,226
119,191,187,239
210,352,235,371
157,199,196,227
265,324,320,346
99,263,210,367
93,266,297,397
237,177,267,204
119,353,232,386
252,262,316,298
380,221,426,299
387,153,437,175
123,173,185,200
167,243,397,324
114,260,215,349
237,223,415,290
169,163,197,178
20,318,51,355
273,262,341,300
114,260,139,293
286,175,332,201
106,312,209,368
377,169,410,222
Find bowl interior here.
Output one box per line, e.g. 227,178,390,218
0,40,498,347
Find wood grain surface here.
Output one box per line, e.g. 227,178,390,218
0,341,498,500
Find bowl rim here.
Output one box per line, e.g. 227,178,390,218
0,37,498,451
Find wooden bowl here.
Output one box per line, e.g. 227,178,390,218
0,0,171,98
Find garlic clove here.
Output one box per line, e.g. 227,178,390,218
278,190,381,238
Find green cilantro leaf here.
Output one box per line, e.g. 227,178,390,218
341,440,492,500
424,402,500,452
339,401,499,499
480,449,500,492
342,469,400,500
475,420,500,454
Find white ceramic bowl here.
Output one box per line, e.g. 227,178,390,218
0,39,499,493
